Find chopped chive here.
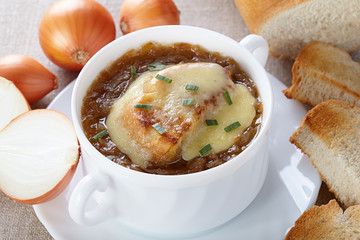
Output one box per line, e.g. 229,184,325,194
205,119,219,126
133,104,152,110
155,74,172,83
152,123,167,134
107,156,115,160
223,91,233,105
182,98,194,105
148,62,166,71
199,144,212,157
92,129,109,142
130,65,136,78
224,121,241,133
185,84,199,91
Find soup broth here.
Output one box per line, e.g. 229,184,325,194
81,42,262,175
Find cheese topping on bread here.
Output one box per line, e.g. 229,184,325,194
182,84,255,160
106,63,256,168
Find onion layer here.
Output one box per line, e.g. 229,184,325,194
0,55,57,104
0,77,30,130
119,0,180,35
39,0,116,71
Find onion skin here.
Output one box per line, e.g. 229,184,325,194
119,0,180,35
39,0,116,71
0,55,58,104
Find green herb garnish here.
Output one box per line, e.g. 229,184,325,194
155,74,172,83
130,65,136,78
185,84,199,91
92,130,109,142
223,91,233,105
182,98,194,105
152,123,167,134
149,62,166,71
107,156,115,160
199,144,212,157
224,121,241,133
133,104,152,110
205,119,219,126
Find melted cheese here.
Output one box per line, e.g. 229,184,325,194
182,84,256,160
106,62,256,168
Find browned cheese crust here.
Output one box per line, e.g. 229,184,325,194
121,95,199,164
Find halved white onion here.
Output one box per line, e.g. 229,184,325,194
0,109,79,204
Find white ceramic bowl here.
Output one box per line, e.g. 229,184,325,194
69,25,273,237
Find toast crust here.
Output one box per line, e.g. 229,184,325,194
234,0,360,59
284,41,360,107
286,200,360,239
290,100,360,207
234,0,310,34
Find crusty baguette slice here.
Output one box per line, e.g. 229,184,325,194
283,41,360,107
234,0,360,59
290,100,360,207
285,200,360,240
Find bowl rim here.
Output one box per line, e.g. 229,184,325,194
71,25,273,186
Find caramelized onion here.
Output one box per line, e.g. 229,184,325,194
39,0,116,71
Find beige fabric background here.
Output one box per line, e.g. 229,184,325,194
0,0,358,239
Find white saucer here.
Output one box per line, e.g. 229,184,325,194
33,73,321,240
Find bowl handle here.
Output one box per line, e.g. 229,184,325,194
239,34,269,67
68,171,116,225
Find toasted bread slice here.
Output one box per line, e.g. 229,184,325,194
290,100,360,207
283,41,360,107
286,200,360,240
